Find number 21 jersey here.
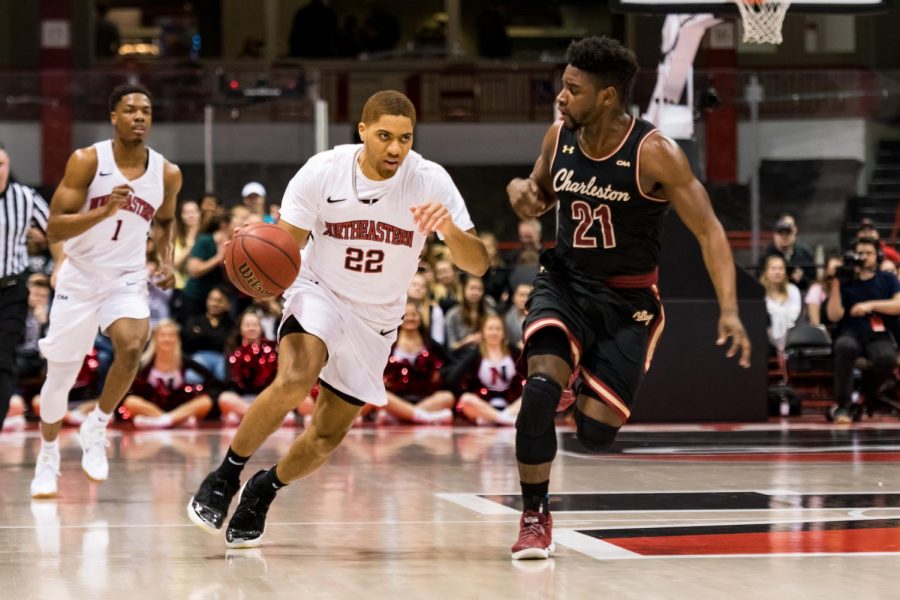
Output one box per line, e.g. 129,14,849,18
550,117,668,284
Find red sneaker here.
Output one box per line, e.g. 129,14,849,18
511,511,555,560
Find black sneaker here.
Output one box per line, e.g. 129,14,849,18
226,470,277,549
187,471,240,534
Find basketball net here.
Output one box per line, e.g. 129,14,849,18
733,0,791,45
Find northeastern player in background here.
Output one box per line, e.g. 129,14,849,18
30,84,181,498
506,36,751,559
187,90,489,548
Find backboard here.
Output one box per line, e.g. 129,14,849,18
611,0,888,14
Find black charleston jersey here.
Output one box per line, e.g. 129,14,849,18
549,117,668,284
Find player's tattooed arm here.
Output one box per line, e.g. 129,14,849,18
151,160,183,289
507,123,560,219
47,147,130,243
642,133,751,368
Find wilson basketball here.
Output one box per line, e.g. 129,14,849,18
225,223,300,298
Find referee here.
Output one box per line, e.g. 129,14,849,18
0,143,52,430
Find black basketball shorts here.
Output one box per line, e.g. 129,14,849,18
521,269,665,422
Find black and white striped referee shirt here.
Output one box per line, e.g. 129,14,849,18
0,181,50,278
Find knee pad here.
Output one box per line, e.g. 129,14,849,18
515,374,561,465
39,361,83,424
574,407,620,453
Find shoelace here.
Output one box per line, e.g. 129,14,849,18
84,426,111,449
37,453,60,475
520,517,547,541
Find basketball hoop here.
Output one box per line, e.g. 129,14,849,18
733,0,791,45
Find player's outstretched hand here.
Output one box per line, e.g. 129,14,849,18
153,262,176,290
507,178,550,219
716,313,751,368
104,184,132,217
410,203,452,236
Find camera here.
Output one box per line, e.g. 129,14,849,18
835,250,864,284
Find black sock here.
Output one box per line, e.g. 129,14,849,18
216,447,249,485
521,480,550,513
251,465,287,496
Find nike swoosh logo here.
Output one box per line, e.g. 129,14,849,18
379,328,395,336
99,171,113,176
326,196,347,203
125,281,138,286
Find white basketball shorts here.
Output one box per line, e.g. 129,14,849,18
39,260,150,363
281,274,400,407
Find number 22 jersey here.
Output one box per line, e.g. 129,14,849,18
279,144,474,309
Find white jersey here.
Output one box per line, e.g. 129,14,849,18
280,144,474,313
63,139,165,273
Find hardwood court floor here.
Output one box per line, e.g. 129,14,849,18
2,422,900,599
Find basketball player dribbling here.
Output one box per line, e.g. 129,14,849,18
187,90,489,548
30,84,181,498
506,36,752,559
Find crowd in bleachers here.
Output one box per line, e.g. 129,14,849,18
4,184,543,432
4,192,898,432
758,213,900,422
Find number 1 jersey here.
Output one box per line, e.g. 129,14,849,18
279,144,474,308
63,139,164,274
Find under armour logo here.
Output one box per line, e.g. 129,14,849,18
562,145,575,155
616,160,631,167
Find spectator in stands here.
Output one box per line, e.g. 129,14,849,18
122,320,215,429
362,2,400,55
173,199,201,291
760,255,802,352
182,285,234,383
882,258,898,277
217,311,281,425
265,203,280,224
506,218,543,265
26,227,55,277
241,181,266,219
181,205,250,322
10,275,52,424
379,302,455,425
94,3,120,59
289,0,338,58
199,193,223,230
433,258,463,313
759,214,816,292
146,256,172,328
857,218,900,264
805,254,842,331
407,272,445,346
445,276,495,352
505,283,532,349
249,295,283,342
479,231,510,306
826,238,900,424
451,314,523,426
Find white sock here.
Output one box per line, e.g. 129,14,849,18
90,405,113,425
412,408,431,424
41,439,60,455
496,411,517,426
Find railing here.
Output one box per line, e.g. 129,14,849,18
3,62,900,123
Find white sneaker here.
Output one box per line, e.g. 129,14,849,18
2,414,25,431
31,450,60,499
78,419,110,482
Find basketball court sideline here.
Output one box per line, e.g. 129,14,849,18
2,423,898,599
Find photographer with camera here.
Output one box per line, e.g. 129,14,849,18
826,238,900,424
